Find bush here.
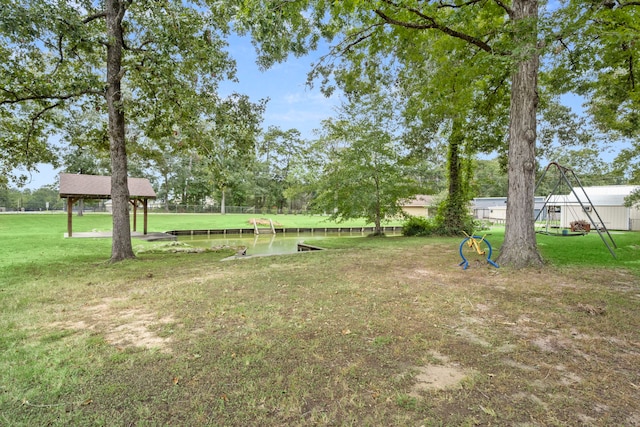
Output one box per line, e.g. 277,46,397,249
432,197,477,236
402,216,436,236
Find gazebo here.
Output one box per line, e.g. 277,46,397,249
59,173,156,237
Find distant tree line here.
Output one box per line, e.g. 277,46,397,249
4,150,629,214
0,185,63,211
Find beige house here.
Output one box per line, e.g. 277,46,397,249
401,195,438,218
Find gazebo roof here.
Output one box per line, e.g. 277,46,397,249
59,173,156,199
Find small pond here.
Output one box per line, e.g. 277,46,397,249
179,231,399,257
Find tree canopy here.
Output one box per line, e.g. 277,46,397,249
545,1,640,210
312,92,420,234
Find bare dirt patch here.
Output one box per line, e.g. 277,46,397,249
52,297,175,353
405,352,471,396
409,364,469,396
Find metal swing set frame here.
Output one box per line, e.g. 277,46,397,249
534,162,617,259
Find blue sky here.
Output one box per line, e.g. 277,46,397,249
220,35,341,137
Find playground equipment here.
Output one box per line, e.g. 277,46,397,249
534,162,617,258
459,231,499,270
251,218,276,235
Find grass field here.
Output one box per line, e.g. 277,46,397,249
1,213,639,426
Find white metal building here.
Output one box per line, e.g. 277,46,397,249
545,185,640,231
472,197,547,222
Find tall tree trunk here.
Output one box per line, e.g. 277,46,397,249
447,127,461,198
496,0,543,268
221,187,226,214
106,0,135,262
374,175,382,235
437,120,470,234
163,172,170,212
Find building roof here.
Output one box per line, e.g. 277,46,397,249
472,196,547,209
59,173,156,199
472,197,507,209
402,195,437,207
548,185,639,206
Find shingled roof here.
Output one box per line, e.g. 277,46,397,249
59,173,156,199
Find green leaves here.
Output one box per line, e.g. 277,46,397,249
1,0,241,186
546,0,640,138
312,93,420,230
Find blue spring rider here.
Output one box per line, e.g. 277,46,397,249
458,232,500,270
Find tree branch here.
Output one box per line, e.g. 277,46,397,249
617,1,640,7
123,37,154,53
0,89,104,106
307,22,383,85
53,33,65,75
83,12,107,24
25,101,64,150
374,6,495,54
492,0,515,18
437,0,485,9
554,36,580,71
340,23,385,55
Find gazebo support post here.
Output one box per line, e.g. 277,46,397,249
143,198,148,235
130,199,138,232
66,197,76,237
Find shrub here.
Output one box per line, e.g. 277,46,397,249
402,216,436,236
432,197,477,236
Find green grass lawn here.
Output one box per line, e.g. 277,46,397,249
485,226,639,270
1,213,639,426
